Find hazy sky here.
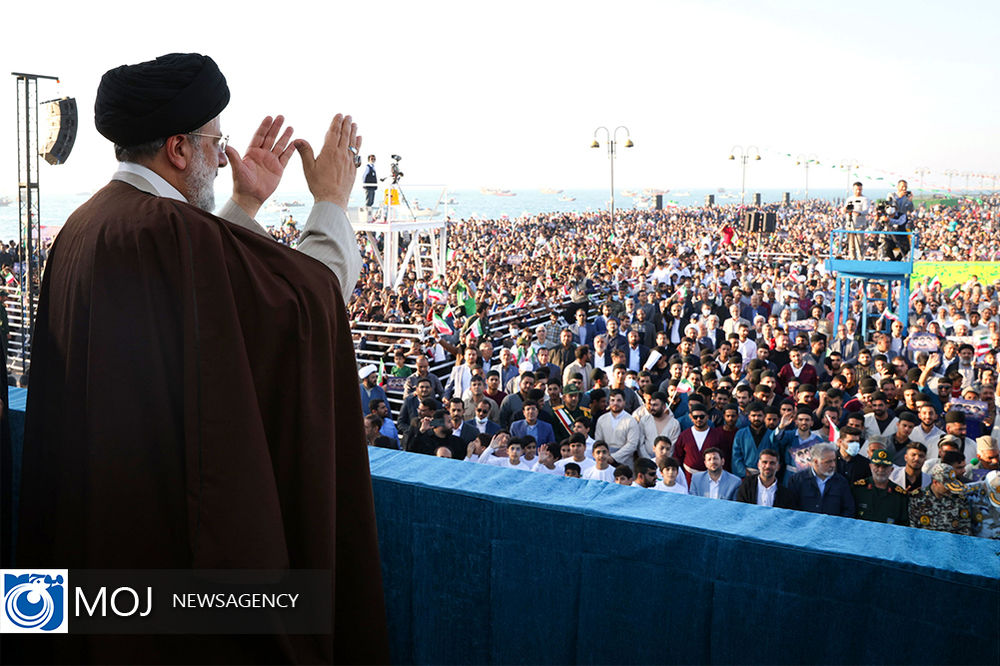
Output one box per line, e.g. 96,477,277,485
2,0,997,197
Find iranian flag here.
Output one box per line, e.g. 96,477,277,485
376,357,386,386
468,317,483,340
881,309,899,323
427,285,447,304
513,289,527,308
909,286,923,305
929,275,941,292
432,313,453,335
948,285,963,301
676,378,694,394
4,272,16,287
826,414,839,442
974,332,991,359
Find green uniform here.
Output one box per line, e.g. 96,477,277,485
551,405,591,442
852,478,910,526
908,486,973,535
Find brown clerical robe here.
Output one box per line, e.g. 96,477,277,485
15,181,387,664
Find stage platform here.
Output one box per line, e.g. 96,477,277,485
369,448,998,665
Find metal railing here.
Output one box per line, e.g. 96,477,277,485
828,228,919,263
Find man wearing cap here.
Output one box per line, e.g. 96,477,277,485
552,385,591,441
908,463,974,535
851,449,910,525
936,410,978,462
15,53,386,663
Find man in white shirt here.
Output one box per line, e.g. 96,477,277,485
555,435,596,475
595,389,641,465
843,181,871,259
636,391,681,459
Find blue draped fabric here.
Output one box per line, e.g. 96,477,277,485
369,447,998,666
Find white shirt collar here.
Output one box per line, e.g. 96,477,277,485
114,162,187,203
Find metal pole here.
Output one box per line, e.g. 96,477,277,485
609,139,615,225
740,155,747,204
805,162,809,201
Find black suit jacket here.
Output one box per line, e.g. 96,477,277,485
735,475,797,509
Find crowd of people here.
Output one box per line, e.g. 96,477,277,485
335,189,1000,540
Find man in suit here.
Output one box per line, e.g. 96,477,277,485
788,442,856,517
448,398,481,445
464,399,501,438
624,329,651,373
362,154,378,207
509,400,556,447
604,318,628,352
570,307,597,347
736,448,796,507
688,448,741,500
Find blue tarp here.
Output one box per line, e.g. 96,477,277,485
369,447,999,665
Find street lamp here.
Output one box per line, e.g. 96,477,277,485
943,169,959,192
961,171,973,191
838,159,860,193
591,126,633,224
728,145,760,204
914,167,930,192
795,153,819,200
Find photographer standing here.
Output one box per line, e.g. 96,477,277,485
842,181,870,260
363,154,378,207
886,179,915,260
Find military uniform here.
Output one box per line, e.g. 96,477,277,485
962,473,1000,540
852,478,910,525
908,487,973,535
552,404,592,442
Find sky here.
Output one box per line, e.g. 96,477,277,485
1,0,998,198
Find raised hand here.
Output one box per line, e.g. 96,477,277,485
294,113,362,210
227,115,296,218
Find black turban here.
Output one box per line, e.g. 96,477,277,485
95,53,230,147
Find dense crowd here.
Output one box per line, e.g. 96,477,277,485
338,191,1000,540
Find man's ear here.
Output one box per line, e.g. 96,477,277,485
163,134,190,170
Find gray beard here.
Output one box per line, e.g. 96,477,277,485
185,151,217,212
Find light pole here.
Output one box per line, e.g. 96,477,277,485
914,167,930,192
796,153,819,200
944,169,958,192
728,145,760,204
962,171,973,192
839,159,859,194
591,126,633,224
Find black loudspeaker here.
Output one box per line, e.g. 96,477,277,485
763,212,777,233
705,194,715,207
40,97,78,165
743,211,760,232
782,192,791,205
753,192,762,206
655,194,663,210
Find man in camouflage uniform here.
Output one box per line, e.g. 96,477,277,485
851,449,909,525
962,470,1000,540
908,462,973,535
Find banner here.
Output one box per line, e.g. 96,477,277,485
910,261,1000,289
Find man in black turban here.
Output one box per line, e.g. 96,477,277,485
13,53,388,665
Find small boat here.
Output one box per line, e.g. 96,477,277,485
558,195,575,202
0,196,11,207
480,187,516,196
540,188,563,194
642,188,669,196
621,190,638,197
282,200,304,207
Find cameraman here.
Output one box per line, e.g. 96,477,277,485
842,181,870,260
886,179,915,260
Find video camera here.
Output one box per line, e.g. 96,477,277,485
389,154,403,184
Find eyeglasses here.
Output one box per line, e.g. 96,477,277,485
690,414,707,420
476,408,490,414
187,131,229,153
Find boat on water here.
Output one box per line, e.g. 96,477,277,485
717,187,726,193
282,200,304,207
642,187,669,196
621,189,638,197
480,187,516,197
540,188,563,194
558,195,575,202
0,196,11,207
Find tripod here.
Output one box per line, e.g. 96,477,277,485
378,173,416,223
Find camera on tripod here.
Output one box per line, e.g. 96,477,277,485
875,199,896,219
390,154,404,184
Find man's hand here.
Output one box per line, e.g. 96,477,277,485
294,113,361,210
227,116,295,218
